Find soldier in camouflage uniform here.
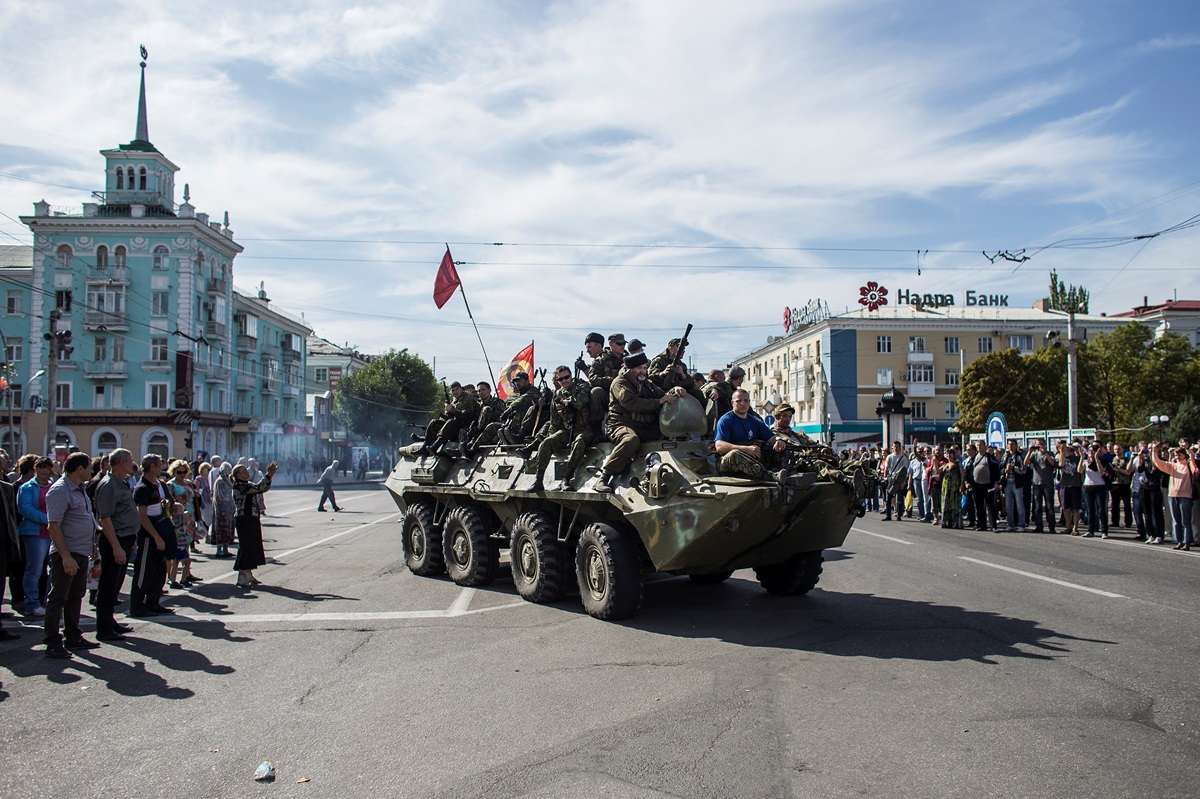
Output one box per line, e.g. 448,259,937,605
770,403,816,447
528,366,593,492
415,382,479,455
468,372,539,451
702,369,733,434
576,332,624,430
649,338,706,406
594,352,686,493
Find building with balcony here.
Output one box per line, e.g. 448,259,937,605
733,301,1128,447
306,336,371,463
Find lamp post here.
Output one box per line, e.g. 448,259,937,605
1150,414,1170,439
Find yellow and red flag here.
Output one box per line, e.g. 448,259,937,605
496,342,534,399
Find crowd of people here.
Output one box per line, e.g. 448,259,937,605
0,448,279,656
857,436,1199,549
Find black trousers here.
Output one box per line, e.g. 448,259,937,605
1031,483,1056,532
1137,488,1164,539
971,485,997,530
1110,484,1133,527
318,479,340,510
130,528,167,611
44,551,89,645
96,533,135,634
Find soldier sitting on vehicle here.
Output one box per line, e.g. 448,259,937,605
714,389,788,481
524,366,592,492
649,338,706,406
576,332,624,434
415,381,479,456
466,371,539,453
592,352,686,493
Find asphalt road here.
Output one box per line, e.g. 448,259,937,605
3,486,1199,798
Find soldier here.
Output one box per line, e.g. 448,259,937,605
526,366,592,492
649,338,705,405
770,403,816,447
477,381,504,417
594,352,686,493
702,369,731,433
416,382,479,455
578,332,624,430
468,371,539,452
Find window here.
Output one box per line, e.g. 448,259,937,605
114,246,126,268
115,169,123,190
5,290,21,315
909,336,926,353
877,335,892,354
945,369,960,387
978,337,993,354
876,367,892,386
1009,335,1033,353
55,382,72,410
152,291,169,317
946,401,959,419
139,166,147,190
94,337,107,361
4,340,21,362
237,314,258,338
146,432,169,458
111,336,124,362
150,337,168,362
110,385,123,408
97,431,118,452
96,246,108,270
55,290,72,313
314,367,328,383
944,336,960,355
911,401,927,419
125,167,134,188
910,364,934,383
148,383,169,410
7,384,22,410
94,385,106,409
56,244,72,270
152,245,169,270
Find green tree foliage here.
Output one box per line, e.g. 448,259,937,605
1048,269,1089,314
957,346,1072,433
333,349,440,452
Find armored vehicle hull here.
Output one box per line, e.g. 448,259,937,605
387,400,866,620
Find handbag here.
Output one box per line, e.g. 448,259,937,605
86,548,102,591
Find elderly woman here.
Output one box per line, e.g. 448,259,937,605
211,462,236,558
232,461,278,587
1150,441,1198,551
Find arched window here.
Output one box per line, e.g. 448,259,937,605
139,166,147,190
114,246,127,268
144,430,171,459
126,167,135,188
196,251,204,274
115,169,124,190
96,245,108,270
152,245,169,270
56,244,72,270
95,430,119,454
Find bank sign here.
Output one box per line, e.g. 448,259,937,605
858,282,1010,310
783,299,831,333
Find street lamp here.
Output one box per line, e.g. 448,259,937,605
1150,414,1170,438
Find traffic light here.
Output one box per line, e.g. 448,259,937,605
184,436,193,449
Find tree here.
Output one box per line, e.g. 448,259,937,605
1048,269,1089,314
1081,323,1151,433
333,349,440,459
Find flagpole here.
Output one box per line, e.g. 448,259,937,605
458,286,497,388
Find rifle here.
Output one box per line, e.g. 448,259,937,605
574,350,587,377
671,323,693,385
439,380,451,419
529,368,551,435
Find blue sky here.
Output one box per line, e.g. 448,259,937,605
1,0,1198,381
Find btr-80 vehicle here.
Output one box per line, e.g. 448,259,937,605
386,396,866,620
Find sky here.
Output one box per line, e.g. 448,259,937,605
2,0,1199,382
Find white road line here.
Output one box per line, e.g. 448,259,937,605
125,602,529,625
1095,537,1200,559
958,556,1126,598
448,587,475,615
852,528,914,545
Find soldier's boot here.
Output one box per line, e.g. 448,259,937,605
517,441,537,459
529,467,547,493
592,470,618,494
414,438,436,456
426,437,447,456
411,432,425,442
561,468,576,489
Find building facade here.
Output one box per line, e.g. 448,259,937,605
305,336,370,464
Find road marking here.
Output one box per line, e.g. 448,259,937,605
267,491,375,517
852,528,914,545
958,556,1126,598
1094,537,1200,559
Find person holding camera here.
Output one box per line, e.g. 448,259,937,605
1132,446,1164,544
1149,441,1197,550
1081,442,1111,538
1057,440,1084,536
1025,438,1057,534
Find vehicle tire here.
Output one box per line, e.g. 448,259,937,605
401,500,444,576
442,505,500,586
754,551,823,596
510,511,569,603
688,571,734,585
575,522,643,620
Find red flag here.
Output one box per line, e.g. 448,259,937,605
496,342,534,400
433,247,461,309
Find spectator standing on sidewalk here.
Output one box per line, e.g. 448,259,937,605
232,461,277,587
966,441,999,532
940,445,965,529
43,452,99,658
907,447,928,521
317,460,342,512
1081,443,1111,538
1025,439,1057,534
17,457,54,617
1109,443,1133,528
1001,440,1028,531
882,442,909,522
93,449,138,641
1058,441,1084,536
1150,441,1197,551
1132,447,1164,544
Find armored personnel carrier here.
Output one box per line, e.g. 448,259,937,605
386,396,867,620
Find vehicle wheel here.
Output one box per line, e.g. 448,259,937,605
510,511,569,603
688,571,733,585
401,500,444,576
575,522,643,620
442,505,500,586
754,551,823,596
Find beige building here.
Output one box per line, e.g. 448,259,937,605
734,302,1126,446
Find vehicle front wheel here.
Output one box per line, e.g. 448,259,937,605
401,500,443,576
754,551,823,596
442,505,500,586
575,522,643,620
510,511,569,603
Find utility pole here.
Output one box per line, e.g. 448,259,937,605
46,310,60,453
1066,311,1078,431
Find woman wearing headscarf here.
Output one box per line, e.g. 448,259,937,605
231,461,277,587
211,462,236,558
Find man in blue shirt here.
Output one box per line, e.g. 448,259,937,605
714,389,787,480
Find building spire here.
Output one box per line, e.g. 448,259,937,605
135,45,150,144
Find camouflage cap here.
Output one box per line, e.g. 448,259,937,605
609,333,627,345
729,366,746,378
449,381,462,389
774,402,795,416
623,352,649,369
585,332,604,345
668,338,681,347
628,338,645,351
514,371,530,381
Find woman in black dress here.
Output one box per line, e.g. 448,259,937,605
232,461,277,587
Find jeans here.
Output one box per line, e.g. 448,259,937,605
21,535,51,611
909,479,927,519
1005,483,1027,529
1169,496,1194,545
44,552,89,646
1084,486,1109,534
1031,483,1055,532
